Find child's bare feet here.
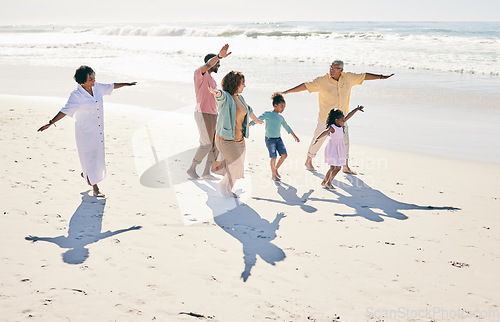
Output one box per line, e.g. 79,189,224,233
321,182,335,190
272,175,281,182
275,169,281,179
342,166,357,175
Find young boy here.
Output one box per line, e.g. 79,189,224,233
252,92,300,181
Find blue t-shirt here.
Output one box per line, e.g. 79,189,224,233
255,111,293,138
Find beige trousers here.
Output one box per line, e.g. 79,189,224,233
193,112,218,166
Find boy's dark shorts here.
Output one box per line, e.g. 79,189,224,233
265,137,287,159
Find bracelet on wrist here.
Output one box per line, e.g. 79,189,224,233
217,54,222,59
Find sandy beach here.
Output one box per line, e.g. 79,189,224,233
1,76,500,322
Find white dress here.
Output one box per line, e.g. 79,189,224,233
60,83,114,185
324,124,347,166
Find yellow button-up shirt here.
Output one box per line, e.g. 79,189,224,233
305,72,365,122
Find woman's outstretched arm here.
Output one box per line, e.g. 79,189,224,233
37,111,66,132
114,82,137,89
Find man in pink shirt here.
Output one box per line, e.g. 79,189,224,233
187,44,231,179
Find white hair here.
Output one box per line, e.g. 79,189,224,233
332,60,344,69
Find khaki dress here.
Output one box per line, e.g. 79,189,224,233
215,95,247,181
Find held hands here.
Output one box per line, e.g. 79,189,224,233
249,112,264,125
208,86,221,97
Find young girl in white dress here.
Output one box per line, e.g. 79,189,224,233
313,105,364,189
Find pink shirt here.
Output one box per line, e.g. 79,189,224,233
194,66,217,114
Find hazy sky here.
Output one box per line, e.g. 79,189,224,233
1,0,499,24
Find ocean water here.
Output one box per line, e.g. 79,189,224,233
1,21,499,162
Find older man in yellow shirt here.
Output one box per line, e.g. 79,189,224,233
282,60,393,174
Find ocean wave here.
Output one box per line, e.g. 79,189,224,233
88,25,320,38
20,23,495,46
79,25,496,43
4,21,500,38
65,24,382,39
84,25,221,37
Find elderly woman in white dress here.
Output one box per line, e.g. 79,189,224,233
38,65,136,197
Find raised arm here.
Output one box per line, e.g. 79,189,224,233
114,82,137,89
364,73,394,80
345,105,364,122
37,111,66,132
200,44,232,74
281,83,307,95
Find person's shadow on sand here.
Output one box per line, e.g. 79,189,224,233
309,174,460,222
253,181,317,213
193,181,286,282
25,191,141,264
